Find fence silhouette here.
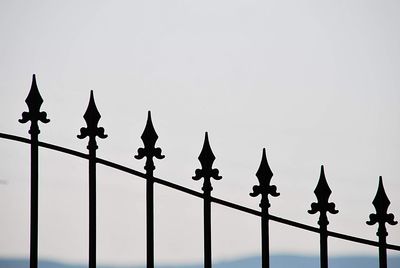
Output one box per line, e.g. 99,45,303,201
1,75,399,268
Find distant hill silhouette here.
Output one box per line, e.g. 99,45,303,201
1,255,399,268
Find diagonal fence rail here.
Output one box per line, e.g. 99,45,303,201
1,75,399,268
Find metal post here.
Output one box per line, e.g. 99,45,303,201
319,215,328,268
250,148,279,268
146,161,155,268
88,141,97,268
29,131,39,268
135,111,164,268
308,166,338,268
261,206,269,268
378,234,387,268
203,180,212,268
19,75,50,268
193,133,222,268
78,91,107,268
367,177,397,268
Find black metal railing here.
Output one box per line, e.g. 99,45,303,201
1,75,399,268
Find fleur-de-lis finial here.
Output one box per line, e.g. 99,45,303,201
135,111,164,172
77,91,107,149
308,165,338,225
193,132,222,193
367,176,397,236
19,74,50,134
250,148,279,209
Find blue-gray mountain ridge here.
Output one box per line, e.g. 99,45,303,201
1,255,399,268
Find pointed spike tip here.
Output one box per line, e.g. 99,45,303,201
30,74,38,91
376,176,385,197
256,147,273,184
135,110,164,161
88,90,97,108
197,131,216,169
376,176,386,197
314,164,332,201
203,132,211,152
82,90,101,127
202,132,212,151
203,131,210,147
373,176,390,209
368,175,397,227
87,90,97,111
146,111,153,126
140,110,159,148
29,74,39,95
31,74,37,89
319,165,327,184
19,74,50,126
260,148,267,163
31,75,38,91
25,73,43,112
87,91,96,108
319,165,327,182
262,148,268,162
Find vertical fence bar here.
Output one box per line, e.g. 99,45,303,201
367,177,397,268
250,148,279,268
78,91,107,268
203,185,212,268
320,220,328,268
308,166,338,268
147,173,154,268
88,136,97,268
193,132,222,268
30,125,39,268
261,209,269,268
19,75,50,268
378,234,387,268
135,111,164,268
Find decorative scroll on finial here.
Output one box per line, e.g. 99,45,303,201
192,132,222,193
19,74,50,134
367,176,397,236
308,165,338,225
250,148,279,209
77,91,107,149
135,111,164,172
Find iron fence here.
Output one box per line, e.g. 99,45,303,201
1,75,399,268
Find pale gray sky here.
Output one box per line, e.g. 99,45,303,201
0,0,399,265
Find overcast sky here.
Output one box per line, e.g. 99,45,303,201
0,0,399,266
